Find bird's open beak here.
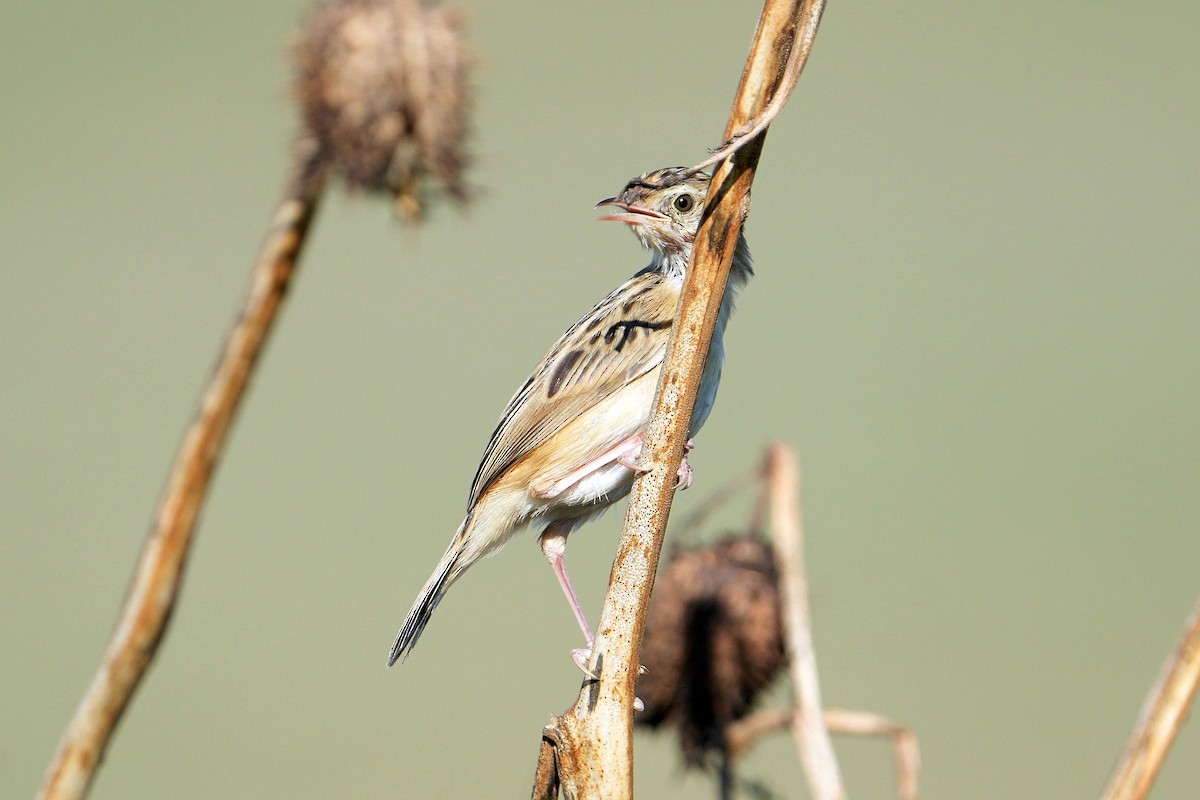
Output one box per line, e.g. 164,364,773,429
595,198,667,226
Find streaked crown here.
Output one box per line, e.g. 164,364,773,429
597,167,752,282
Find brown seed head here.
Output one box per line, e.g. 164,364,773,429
295,0,472,220
637,536,786,766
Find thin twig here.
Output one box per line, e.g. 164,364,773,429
37,138,326,800
727,707,920,800
533,2,826,797
1101,597,1200,800
688,0,827,175
823,709,920,800
672,461,765,539
767,443,845,800
726,708,794,759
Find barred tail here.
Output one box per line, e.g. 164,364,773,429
387,512,474,667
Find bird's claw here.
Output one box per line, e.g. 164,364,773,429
571,648,598,679
572,648,649,683
616,455,651,475
676,456,693,491
674,439,696,490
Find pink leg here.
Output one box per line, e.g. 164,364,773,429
539,522,595,675
614,432,647,472
539,522,651,694
536,433,646,501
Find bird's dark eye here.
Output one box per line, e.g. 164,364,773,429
673,194,695,213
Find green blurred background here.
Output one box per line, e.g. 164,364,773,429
3,1,1197,797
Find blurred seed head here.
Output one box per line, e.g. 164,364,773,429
637,536,786,766
295,0,472,220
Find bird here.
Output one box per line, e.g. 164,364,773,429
388,166,753,670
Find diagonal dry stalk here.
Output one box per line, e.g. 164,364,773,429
532,2,826,797
536,438,924,800
1100,597,1200,800
37,138,326,800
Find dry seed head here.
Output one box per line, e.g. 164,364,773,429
637,536,786,766
295,0,471,220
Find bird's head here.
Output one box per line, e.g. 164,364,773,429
595,167,711,255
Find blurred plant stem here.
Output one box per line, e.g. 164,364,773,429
38,3,474,795
1101,598,1200,800
37,137,327,800
531,1,826,797
767,443,845,799
730,446,923,800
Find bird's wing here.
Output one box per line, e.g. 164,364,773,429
468,268,679,506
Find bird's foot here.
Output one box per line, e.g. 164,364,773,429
616,435,693,489
676,453,693,490
616,453,651,474
571,647,598,679
570,648,648,709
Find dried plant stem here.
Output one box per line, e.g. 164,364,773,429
823,709,920,800
725,707,793,758
767,443,845,800
1101,598,1200,800
532,2,825,797
38,138,326,800
726,707,919,800
532,734,561,800
719,444,919,800
689,0,827,175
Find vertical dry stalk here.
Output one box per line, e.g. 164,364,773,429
767,443,845,800
1101,598,1200,800
37,139,326,800
707,444,919,800
534,2,825,797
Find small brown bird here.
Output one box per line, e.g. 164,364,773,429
388,167,753,669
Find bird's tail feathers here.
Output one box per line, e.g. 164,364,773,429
387,511,474,667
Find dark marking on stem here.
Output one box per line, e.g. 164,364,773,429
706,219,729,256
